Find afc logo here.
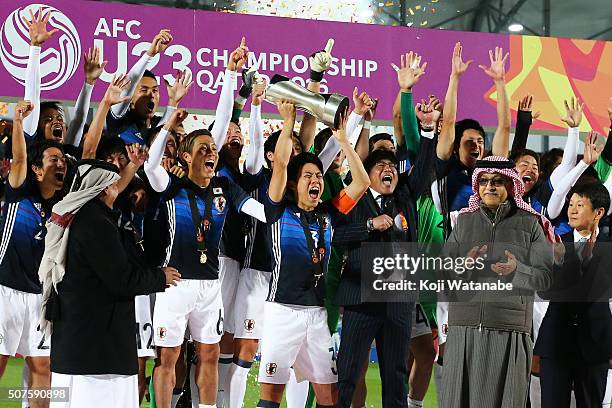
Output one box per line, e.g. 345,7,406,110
265,362,277,376
244,319,255,332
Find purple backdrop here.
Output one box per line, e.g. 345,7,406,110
0,0,509,125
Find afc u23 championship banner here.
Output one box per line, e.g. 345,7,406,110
0,0,610,134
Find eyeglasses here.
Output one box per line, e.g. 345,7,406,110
477,177,507,187
375,162,398,171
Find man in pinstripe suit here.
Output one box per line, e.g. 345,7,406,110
333,138,434,407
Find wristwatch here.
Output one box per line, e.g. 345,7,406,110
366,218,374,232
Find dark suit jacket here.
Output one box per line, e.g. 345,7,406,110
535,232,612,363
51,199,166,375
332,136,435,306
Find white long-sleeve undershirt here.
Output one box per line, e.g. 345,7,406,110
245,104,264,175
547,160,589,220
549,127,580,190
111,53,153,119
23,46,41,137
210,69,236,149
64,82,94,147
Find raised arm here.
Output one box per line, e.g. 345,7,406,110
245,79,266,175
511,95,540,155
64,47,107,147
548,132,601,219
22,8,59,137
437,42,472,160
117,143,148,194
392,51,427,160
8,101,34,188
355,100,377,161
336,110,371,200
144,109,188,192
346,88,371,146
268,101,296,203
549,97,583,189
158,69,193,127
211,38,248,148
111,29,172,119
81,75,131,160
299,39,334,152
479,47,510,157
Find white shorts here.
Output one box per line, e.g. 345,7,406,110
258,302,338,385
411,303,432,339
50,372,138,408
233,268,271,339
135,295,155,358
0,284,50,357
153,279,223,347
219,256,241,334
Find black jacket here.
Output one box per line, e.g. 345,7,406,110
332,136,435,306
51,199,166,375
535,232,612,363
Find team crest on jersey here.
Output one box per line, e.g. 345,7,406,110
265,362,277,376
213,187,223,195
214,196,226,212
157,327,167,339
244,319,255,332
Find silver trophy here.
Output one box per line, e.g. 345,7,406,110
264,74,349,129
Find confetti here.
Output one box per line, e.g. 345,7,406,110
415,5,421,10
420,20,428,26
408,7,414,15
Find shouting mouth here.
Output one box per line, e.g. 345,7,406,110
308,186,320,200
146,101,155,111
469,150,480,158
52,124,63,139
382,174,393,186
522,175,533,184
54,172,65,182
204,160,215,171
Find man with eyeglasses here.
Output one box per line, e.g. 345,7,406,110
332,137,434,407
440,156,554,407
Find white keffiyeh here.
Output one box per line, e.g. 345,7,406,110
38,161,120,336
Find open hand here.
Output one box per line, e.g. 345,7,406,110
102,75,131,106
24,8,59,46
479,46,508,82
392,51,427,91
165,70,194,107
561,97,583,128
518,94,541,119
450,42,472,77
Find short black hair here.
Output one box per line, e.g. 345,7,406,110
27,139,64,174
454,119,485,151
97,137,126,161
539,148,564,180
37,101,64,137
287,152,323,183
313,128,333,155
363,149,398,173
570,181,611,215
369,133,394,152
208,119,240,132
142,70,156,80
510,148,540,168
264,131,280,168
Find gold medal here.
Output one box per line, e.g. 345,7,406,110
200,252,207,264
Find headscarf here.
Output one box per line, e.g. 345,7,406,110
459,155,556,243
38,160,121,336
